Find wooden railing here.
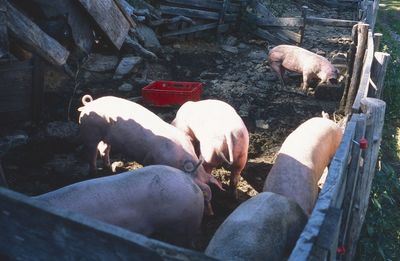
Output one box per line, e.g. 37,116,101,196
289,1,390,260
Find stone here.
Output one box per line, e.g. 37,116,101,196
135,24,161,52
118,83,134,92
224,36,238,46
255,120,270,129
113,56,142,79
220,45,239,54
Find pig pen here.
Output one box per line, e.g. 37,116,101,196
0,0,354,257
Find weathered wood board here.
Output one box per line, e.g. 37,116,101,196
162,0,241,13
78,0,131,49
5,0,69,66
0,187,217,260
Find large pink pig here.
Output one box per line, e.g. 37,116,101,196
78,95,222,215
32,165,204,246
268,45,339,91
263,116,343,215
171,99,249,199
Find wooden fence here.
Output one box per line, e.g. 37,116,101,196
0,0,390,260
289,0,390,260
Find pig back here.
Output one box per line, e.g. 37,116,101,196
205,192,307,261
263,117,343,215
32,165,205,239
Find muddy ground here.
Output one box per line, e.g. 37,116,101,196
1,0,354,252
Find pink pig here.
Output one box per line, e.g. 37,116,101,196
268,44,339,91
33,165,205,246
263,115,343,215
172,99,249,198
78,95,222,215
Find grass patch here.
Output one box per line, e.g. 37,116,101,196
356,1,400,260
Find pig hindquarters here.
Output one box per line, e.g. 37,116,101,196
263,117,343,215
32,165,204,246
78,95,222,215
172,100,249,198
268,44,338,91
205,192,308,261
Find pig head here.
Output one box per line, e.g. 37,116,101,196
32,165,205,246
78,95,222,215
171,99,249,199
268,44,338,91
263,116,343,215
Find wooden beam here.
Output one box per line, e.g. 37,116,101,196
78,0,131,49
373,32,382,52
352,29,374,112
338,114,366,254
162,22,222,37
160,5,220,20
256,17,304,27
5,0,69,66
162,0,241,13
0,187,217,260
299,6,308,45
305,16,358,28
345,98,386,261
370,52,390,99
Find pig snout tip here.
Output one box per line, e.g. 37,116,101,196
81,94,93,105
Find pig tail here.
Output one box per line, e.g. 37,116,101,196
81,95,93,105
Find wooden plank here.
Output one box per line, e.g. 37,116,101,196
370,52,390,99
305,16,358,28
339,114,367,255
0,187,217,260
115,0,137,28
352,29,374,112
345,98,386,261
162,0,241,13
162,22,221,37
373,32,382,52
253,28,292,45
78,0,131,49
299,6,308,45
256,17,304,27
0,0,8,58
289,121,356,260
5,0,69,66
160,5,220,20
218,0,230,34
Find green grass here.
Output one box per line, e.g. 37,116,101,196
355,1,400,260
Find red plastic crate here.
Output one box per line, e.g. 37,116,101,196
142,80,203,107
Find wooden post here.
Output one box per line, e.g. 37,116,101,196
373,32,382,52
344,23,369,114
344,97,386,261
0,0,8,59
370,52,390,99
218,0,230,39
339,24,358,113
338,114,367,255
298,6,308,45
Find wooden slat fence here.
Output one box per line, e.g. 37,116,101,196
289,1,389,260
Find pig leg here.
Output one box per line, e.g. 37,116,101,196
270,62,286,88
301,73,309,92
229,169,241,200
97,141,111,171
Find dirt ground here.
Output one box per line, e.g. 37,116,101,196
1,0,354,252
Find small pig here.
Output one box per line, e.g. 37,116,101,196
171,99,249,198
32,165,204,246
205,192,308,261
268,44,338,91
263,116,343,215
78,95,222,215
